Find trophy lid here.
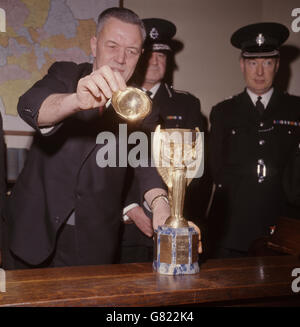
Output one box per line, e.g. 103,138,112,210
111,87,152,121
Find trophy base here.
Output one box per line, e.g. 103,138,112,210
153,225,200,275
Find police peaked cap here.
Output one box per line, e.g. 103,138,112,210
231,22,289,57
142,18,177,52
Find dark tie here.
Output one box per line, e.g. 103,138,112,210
255,96,264,115
146,90,152,98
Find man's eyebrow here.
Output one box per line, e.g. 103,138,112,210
105,40,118,45
105,40,140,50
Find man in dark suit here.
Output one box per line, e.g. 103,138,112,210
2,7,172,269
0,112,6,266
208,22,300,258
119,18,210,263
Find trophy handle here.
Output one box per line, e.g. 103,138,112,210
153,125,172,188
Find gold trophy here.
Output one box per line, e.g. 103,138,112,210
152,125,203,275
111,87,152,121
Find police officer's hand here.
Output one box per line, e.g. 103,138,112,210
76,65,126,110
127,206,153,237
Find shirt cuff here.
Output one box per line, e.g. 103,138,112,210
122,203,139,222
40,126,55,134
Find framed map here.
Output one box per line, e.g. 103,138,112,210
0,0,118,136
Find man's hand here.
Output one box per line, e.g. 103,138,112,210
126,206,153,237
188,221,202,253
76,65,126,110
38,65,127,126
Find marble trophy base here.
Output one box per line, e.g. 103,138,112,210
153,225,200,275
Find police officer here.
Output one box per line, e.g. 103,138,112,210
119,18,210,263
208,22,300,258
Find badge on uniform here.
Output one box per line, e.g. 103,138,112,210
166,115,182,120
273,120,300,127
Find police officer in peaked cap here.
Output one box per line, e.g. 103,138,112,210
208,22,300,258
119,18,211,263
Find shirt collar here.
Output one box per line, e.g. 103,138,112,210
246,87,274,108
142,82,161,99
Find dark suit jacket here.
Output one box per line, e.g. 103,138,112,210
283,145,300,209
209,88,300,253
5,62,163,266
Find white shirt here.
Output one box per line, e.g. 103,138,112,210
247,87,274,109
142,82,161,99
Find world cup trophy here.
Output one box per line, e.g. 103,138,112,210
152,126,203,275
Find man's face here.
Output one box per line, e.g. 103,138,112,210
143,51,167,87
90,17,143,82
240,57,279,95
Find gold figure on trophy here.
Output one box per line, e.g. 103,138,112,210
111,87,152,121
152,125,203,275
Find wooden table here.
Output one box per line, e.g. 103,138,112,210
0,255,299,307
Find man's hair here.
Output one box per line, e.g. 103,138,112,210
96,7,146,41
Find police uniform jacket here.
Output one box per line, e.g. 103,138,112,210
5,62,163,266
209,88,300,252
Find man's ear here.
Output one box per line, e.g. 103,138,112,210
90,36,97,57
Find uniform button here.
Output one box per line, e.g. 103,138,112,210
231,129,236,135
55,216,60,223
217,184,222,188
259,140,265,145
288,130,292,135
260,122,264,127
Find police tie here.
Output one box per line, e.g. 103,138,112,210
255,96,264,115
146,90,152,98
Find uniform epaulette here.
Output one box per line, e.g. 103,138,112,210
172,88,190,95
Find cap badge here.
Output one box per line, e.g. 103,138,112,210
256,33,265,46
150,27,159,39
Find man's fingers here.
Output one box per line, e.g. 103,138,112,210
90,72,113,99
114,70,127,90
76,65,128,110
188,221,202,253
97,65,126,94
127,206,154,237
188,221,201,238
